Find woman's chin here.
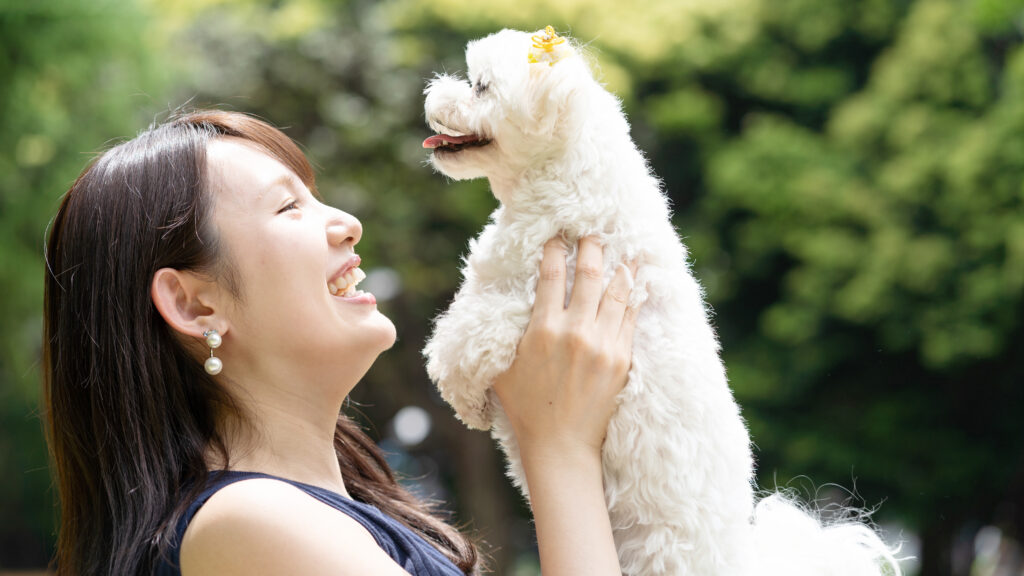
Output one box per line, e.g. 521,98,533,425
374,313,398,351
316,317,396,381
356,308,398,354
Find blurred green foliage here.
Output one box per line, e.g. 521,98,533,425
1,0,1022,573
0,0,173,567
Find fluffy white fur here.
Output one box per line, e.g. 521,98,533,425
422,28,902,576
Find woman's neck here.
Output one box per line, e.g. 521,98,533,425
207,379,352,499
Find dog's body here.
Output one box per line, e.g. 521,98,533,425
423,27,900,575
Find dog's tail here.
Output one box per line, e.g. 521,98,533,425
749,492,904,576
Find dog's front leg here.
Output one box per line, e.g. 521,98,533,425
425,282,532,431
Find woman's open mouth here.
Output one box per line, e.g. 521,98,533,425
329,267,377,305
329,266,366,298
422,133,492,153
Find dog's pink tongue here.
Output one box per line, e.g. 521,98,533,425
422,135,447,149
422,134,479,148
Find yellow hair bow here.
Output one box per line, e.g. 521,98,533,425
528,25,570,66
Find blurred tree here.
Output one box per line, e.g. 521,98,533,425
0,0,173,568
697,2,1024,573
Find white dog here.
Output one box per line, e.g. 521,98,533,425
422,27,901,576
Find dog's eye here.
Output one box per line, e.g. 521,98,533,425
474,81,489,96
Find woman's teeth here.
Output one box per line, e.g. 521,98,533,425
329,267,367,297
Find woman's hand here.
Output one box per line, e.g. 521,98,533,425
493,235,638,460
492,235,637,576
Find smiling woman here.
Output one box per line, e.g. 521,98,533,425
43,109,636,576
43,111,474,575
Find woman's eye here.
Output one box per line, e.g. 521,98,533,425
278,201,299,214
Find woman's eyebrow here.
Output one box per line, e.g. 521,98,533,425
261,173,302,201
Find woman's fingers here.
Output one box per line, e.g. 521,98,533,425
534,237,569,319
536,236,638,342
568,236,605,322
498,237,643,456
617,297,640,352
595,262,634,334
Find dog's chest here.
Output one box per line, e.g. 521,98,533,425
466,215,626,309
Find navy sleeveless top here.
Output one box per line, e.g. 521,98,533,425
155,470,464,575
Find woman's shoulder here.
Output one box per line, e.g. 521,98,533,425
179,477,410,576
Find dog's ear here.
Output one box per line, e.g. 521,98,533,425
522,56,586,137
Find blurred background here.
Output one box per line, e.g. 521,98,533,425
1,0,1023,574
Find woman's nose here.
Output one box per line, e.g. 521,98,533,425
326,208,362,247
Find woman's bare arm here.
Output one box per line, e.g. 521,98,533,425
494,236,637,576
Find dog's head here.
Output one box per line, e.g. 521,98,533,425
423,27,594,184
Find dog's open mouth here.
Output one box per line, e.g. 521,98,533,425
422,133,492,153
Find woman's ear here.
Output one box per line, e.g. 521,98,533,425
151,268,226,339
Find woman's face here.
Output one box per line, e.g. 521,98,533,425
205,137,396,390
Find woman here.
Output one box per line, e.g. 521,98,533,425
43,110,638,575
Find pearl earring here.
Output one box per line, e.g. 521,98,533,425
203,329,223,375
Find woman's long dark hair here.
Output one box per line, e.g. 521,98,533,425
43,110,478,575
